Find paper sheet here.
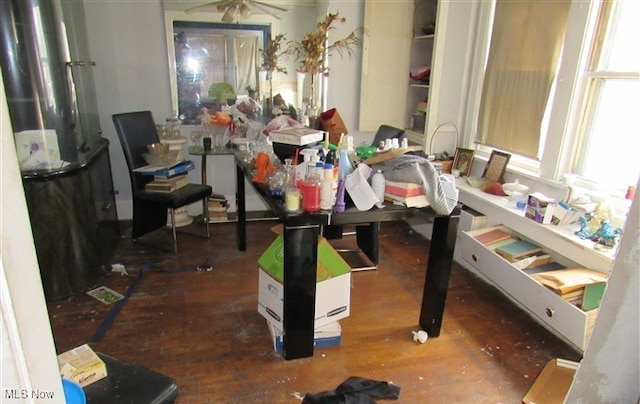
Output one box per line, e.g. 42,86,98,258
345,163,383,211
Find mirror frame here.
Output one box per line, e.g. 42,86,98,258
163,10,281,120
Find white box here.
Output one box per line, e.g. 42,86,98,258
57,344,107,387
258,267,351,329
269,127,326,146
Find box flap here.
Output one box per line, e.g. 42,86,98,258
523,358,579,404
258,236,351,282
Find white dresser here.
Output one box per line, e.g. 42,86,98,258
455,178,616,351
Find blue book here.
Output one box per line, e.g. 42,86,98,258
135,160,195,178
495,239,542,261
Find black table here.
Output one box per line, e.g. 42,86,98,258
188,144,234,221
234,150,459,360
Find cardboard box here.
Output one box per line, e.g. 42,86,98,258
525,192,557,224
257,232,351,328
57,344,107,387
522,358,579,403
268,320,342,353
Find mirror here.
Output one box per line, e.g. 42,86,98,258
163,5,321,124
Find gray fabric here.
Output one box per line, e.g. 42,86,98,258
372,154,458,215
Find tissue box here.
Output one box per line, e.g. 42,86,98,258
57,344,107,387
525,192,556,224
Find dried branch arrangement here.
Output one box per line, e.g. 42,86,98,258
260,33,289,76
289,13,364,76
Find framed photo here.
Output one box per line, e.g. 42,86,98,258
452,148,475,177
482,150,511,183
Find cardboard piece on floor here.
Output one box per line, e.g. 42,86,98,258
522,358,579,404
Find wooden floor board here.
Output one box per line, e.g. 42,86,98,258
46,220,580,403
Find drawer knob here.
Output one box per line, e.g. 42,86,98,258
472,254,478,262
546,307,555,318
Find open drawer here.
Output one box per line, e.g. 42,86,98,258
460,225,599,351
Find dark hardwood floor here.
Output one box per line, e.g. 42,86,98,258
46,219,581,403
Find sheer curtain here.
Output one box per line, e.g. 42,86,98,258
476,0,570,159
233,35,258,96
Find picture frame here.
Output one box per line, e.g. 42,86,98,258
482,150,511,183
452,148,475,177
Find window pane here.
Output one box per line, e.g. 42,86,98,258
600,1,640,71
580,79,640,189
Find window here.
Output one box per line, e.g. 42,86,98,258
476,0,571,160
570,1,640,191
469,0,640,193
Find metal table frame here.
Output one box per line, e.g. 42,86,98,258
234,150,459,360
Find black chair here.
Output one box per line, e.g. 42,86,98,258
112,111,212,254
372,124,406,147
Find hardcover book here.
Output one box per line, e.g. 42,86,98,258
269,128,325,146
384,180,424,197
384,192,430,208
144,174,190,192
135,160,195,178
474,228,513,246
531,268,608,295
495,239,542,261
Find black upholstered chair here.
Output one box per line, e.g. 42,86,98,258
372,124,406,147
112,111,211,254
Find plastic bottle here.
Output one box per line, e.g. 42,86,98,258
371,169,386,203
320,164,334,210
335,149,353,213
301,163,322,213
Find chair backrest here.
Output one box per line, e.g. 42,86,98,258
112,111,160,192
372,124,406,146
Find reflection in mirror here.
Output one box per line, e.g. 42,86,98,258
172,21,269,124
164,6,322,126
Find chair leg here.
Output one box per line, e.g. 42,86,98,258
170,208,178,254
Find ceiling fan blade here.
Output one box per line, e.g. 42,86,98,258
185,0,233,14
249,2,284,19
249,0,289,13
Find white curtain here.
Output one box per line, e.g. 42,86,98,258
476,0,570,159
234,35,259,96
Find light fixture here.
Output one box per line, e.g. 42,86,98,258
186,1,288,23
221,4,237,22
238,3,251,19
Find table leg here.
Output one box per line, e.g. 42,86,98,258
235,162,246,251
201,155,209,222
283,224,319,360
419,213,459,336
355,222,380,264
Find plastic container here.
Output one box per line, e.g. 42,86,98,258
320,164,335,210
371,169,385,202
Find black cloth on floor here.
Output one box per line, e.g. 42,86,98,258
302,376,400,403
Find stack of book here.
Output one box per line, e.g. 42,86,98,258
383,180,429,208
208,193,229,222
531,268,608,309
144,172,190,193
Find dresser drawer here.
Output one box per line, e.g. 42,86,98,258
460,226,597,351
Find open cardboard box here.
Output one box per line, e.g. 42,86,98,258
523,358,579,403
257,225,351,329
